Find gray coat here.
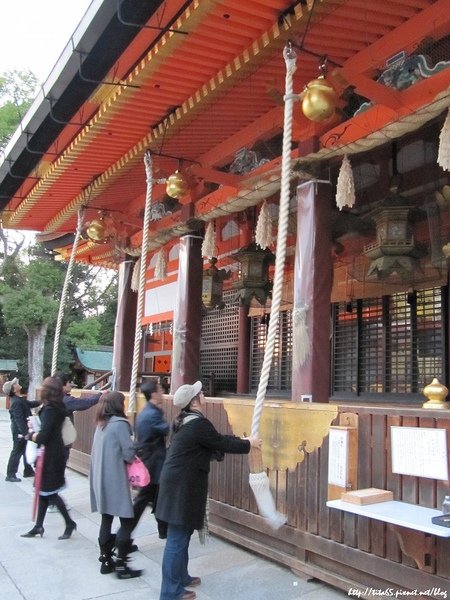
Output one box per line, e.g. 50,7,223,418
89,416,136,517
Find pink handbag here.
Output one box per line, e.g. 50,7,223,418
127,456,150,488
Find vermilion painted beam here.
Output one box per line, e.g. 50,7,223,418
339,70,403,108
188,165,242,187
401,66,450,106
342,0,450,78
199,106,284,168
320,67,450,150
341,0,450,75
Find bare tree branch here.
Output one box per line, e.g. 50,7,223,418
0,229,25,260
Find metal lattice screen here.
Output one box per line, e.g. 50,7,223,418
250,309,292,394
200,290,239,393
332,287,446,397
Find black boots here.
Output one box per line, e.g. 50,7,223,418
110,532,138,553
115,558,142,579
98,538,142,577
115,541,142,579
98,537,116,574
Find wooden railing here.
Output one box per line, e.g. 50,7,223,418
68,396,450,594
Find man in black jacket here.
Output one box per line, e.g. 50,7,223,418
132,380,169,539
5,378,40,482
55,371,100,418
53,371,101,460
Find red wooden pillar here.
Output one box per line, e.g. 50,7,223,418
112,260,137,391
236,215,253,394
170,234,203,393
237,304,250,394
292,181,333,403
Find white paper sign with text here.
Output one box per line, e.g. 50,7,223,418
391,426,448,480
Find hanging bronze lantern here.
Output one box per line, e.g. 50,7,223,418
232,242,275,305
364,201,425,280
202,257,231,311
166,170,189,199
301,75,336,123
86,218,106,242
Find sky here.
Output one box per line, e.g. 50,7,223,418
0,0,93,84
0,0,94,244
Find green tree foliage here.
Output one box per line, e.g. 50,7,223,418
0,69,39,150
0,252,64,396
2,274,60,328
45,262,118,373
0,237,117,389
95,284,118,345
66,318,101,348
0,235,27,376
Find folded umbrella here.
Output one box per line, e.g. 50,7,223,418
32,447,45,521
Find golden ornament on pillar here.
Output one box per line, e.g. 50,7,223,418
301,76,336,123
86,219,106,242
166,170,189,199
422,378,449,409
442,243,450,259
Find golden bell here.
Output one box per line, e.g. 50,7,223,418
302,76,336,123
86,219,106,242
166,170,189,199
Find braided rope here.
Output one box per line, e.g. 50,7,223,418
128,151,153,413
251,45,297,438
51,207,84,375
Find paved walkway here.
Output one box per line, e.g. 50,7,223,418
0,408,348,600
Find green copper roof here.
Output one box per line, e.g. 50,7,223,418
75,346,113,372
0,360,19,371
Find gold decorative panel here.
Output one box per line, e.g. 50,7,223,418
224,399,338,470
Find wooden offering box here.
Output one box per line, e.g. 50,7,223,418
341,488,393,505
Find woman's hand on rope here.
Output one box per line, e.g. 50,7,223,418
244,436,263,449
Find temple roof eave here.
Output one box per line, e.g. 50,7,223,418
2,0,450,269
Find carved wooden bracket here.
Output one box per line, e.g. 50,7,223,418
388,524,435,572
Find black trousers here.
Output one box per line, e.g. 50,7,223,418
132,482,167,538
6,436,34,477
99,513,134,556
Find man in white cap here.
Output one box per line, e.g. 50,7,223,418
156,381,262,600
4,377,40,482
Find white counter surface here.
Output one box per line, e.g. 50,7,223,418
327,499,450,537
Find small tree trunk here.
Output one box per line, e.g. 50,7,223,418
25,324,48,401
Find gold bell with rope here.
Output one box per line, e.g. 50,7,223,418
166,170,189,199
301,75,336,123
86,218,106,242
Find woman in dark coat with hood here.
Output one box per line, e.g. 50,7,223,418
156,381,262,600
20,377,76,540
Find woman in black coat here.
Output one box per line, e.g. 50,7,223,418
20,377,76,540
156,381,262,600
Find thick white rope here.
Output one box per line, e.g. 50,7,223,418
248,45,297,530
128,151,153,413
251,45,297,438
51,207,84,375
